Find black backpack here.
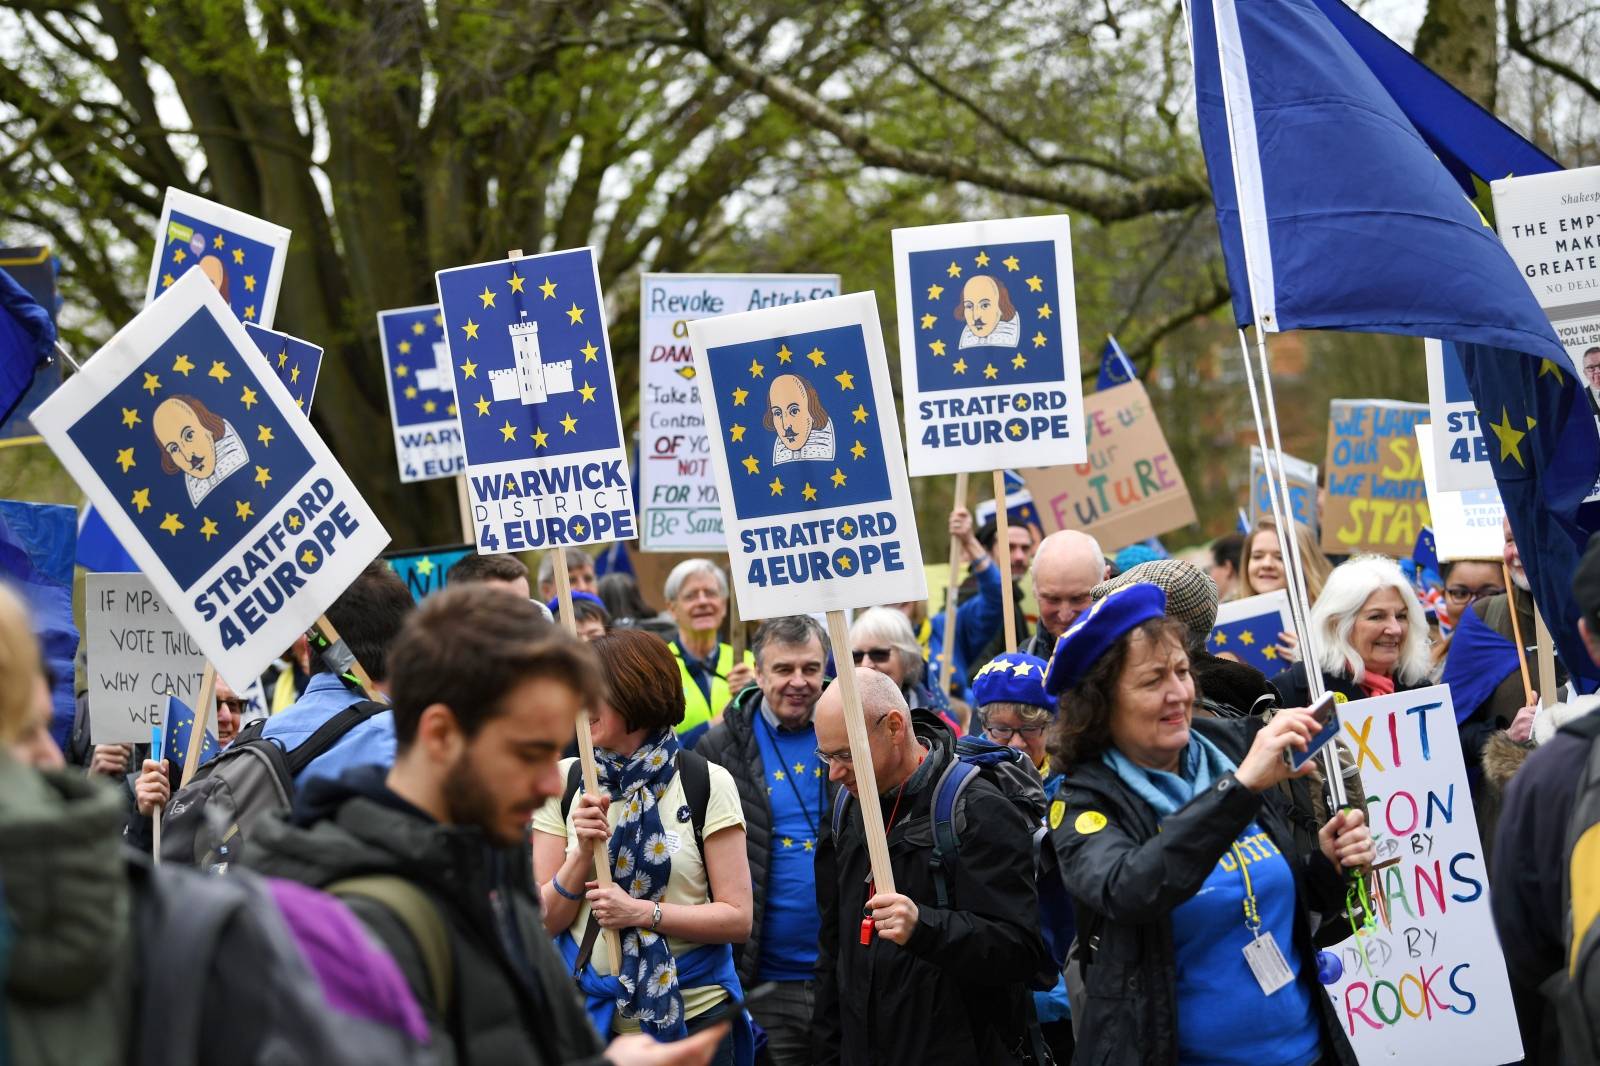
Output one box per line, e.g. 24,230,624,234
161,700,387,870
1547,710,1600,1065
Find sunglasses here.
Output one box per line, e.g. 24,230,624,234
850,647,894,665
217,697,248,714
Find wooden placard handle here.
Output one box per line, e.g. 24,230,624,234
1503,563,1536,707
180,663,217,789
826,610,895,895
939,473,970,695
993,470,1016,654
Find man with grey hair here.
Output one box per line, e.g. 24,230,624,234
813,669,1045,1065
1022,529,1109,659
698,615,833,1066
664,558,755,743
535,547,596,601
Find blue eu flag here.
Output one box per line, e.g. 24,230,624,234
1207,606,1286,678
0,500,78,748
161,694,219,777
1095,335,1137,392
245,324,324,415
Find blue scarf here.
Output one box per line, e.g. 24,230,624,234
1102,729,1237,819
594,728,683,1033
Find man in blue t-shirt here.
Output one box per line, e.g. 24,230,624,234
699,614,834,1066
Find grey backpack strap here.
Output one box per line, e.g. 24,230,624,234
329,875,454,1018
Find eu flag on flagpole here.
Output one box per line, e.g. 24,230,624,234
0,500,78,747
0,267,55,428
1095,335,1137,391
161,694,219,778
76,505,138,573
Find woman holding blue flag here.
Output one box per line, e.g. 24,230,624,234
1047,583,1373,1066
534,628,753,1066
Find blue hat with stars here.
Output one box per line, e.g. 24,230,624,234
1044,582,1167,697
971,652,1054,713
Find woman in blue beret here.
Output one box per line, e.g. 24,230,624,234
1045,583,1372,1066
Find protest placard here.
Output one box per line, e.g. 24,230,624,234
144,189,290,329
1490,167,1600,501
1328,685,1522,1066
1206,589,1294,679
377,304,467,483
1415,429,1505,562
245,324,323,414
1320,399,1430,557
86,572,208,744
436,248,634,555
638,273,840,552
892,216,1085,475
1248,445,1318,531
1424,339,1495,492
1019,380,1195,551
686,291,926,618
384,542,475,601
33,270,390,690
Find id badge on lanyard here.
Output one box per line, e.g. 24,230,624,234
1232,841,1295,996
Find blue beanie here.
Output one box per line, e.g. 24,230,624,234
971,652,1054,713
1043,582,1167,696
546,590,607,616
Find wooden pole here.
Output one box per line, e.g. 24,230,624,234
1534,604,1558,709
455,474,474,544
939,472,970,696
727,555,745,666
180,663,216,789
312,614,377,698
992,469,1016,653
825,610,896,895
1503,564,1536,706
557,548,622,975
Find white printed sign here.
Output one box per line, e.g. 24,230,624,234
1328,685,1522,1066
377,304,467,483
687,292,925,619
144,188,291,329
1415,429,1505,562
33,271,390,690
86,573,208,744
638,273,839,551
892,216,1085,475
1424,339,1495,492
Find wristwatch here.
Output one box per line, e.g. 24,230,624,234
650,902,663,930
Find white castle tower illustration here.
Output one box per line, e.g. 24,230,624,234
415,338,455,393
490,311,575,405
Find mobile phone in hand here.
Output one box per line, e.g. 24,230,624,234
1289,691,1340,771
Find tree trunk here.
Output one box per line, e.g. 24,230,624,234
1415,0,1499,109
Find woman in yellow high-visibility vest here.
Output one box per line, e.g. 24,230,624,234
664,559,754,744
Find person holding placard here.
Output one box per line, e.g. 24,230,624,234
1236,518,1334,661
1267,556,1433,708
1048,583,1373,1066
534,628,753,1066
813,668,1045,1066
664,559,755,743
927,504,1005,706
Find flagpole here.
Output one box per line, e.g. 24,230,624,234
1196,0,1341,807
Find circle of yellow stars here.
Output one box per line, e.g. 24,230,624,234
159,235,258,321
459,270,600,452
921,250,1052,381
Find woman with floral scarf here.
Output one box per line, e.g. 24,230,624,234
534,629,754,1066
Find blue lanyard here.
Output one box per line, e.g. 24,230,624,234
758,712,823,839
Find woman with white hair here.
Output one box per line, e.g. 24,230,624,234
664,558,755,745
847,607,954,724
1267,555,1433,707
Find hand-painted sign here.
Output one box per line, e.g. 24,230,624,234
1321,399,1430,557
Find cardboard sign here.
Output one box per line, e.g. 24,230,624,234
33,271,390,690
1020,380,1195,551
1490,168,1600,501
638,273,840,551
686,292,925,618
1415,429,1504,562
892,216,1086,475
1249,445,1318,531
144,189,290,329
377,303,466,483
1424,339,1495,492
1206,590,1294,679
86,572,207,744
1320,399,1430,557
384,542,475,601
1328,686,1522,1066
436,248,634,555
245,324,323,415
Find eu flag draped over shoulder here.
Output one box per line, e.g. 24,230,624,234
1187,0,1599,686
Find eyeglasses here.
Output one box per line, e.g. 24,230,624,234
983,721,1047,743
217,697,248,714
1444,584,1503,606
850,647,894,665
814,715,890,765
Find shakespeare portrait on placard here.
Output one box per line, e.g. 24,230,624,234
153,394,250,507
955,275,1021,349
766,373,835,464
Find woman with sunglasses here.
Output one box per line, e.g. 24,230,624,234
847,608,957,729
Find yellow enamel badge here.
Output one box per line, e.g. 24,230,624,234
1049,800,1066,829
1075,810,1108,835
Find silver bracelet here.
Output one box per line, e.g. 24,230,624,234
650,901,663,930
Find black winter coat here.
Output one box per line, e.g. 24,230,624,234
246,767,607,1066
1267,660,1431,708
697,686,839,989
1054,716,1360,1066
813,714,1047,1066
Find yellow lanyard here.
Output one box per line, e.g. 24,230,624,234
1230,841,1264,936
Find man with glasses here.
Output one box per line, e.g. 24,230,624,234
812,668,1045,1065
698,615,835,1066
